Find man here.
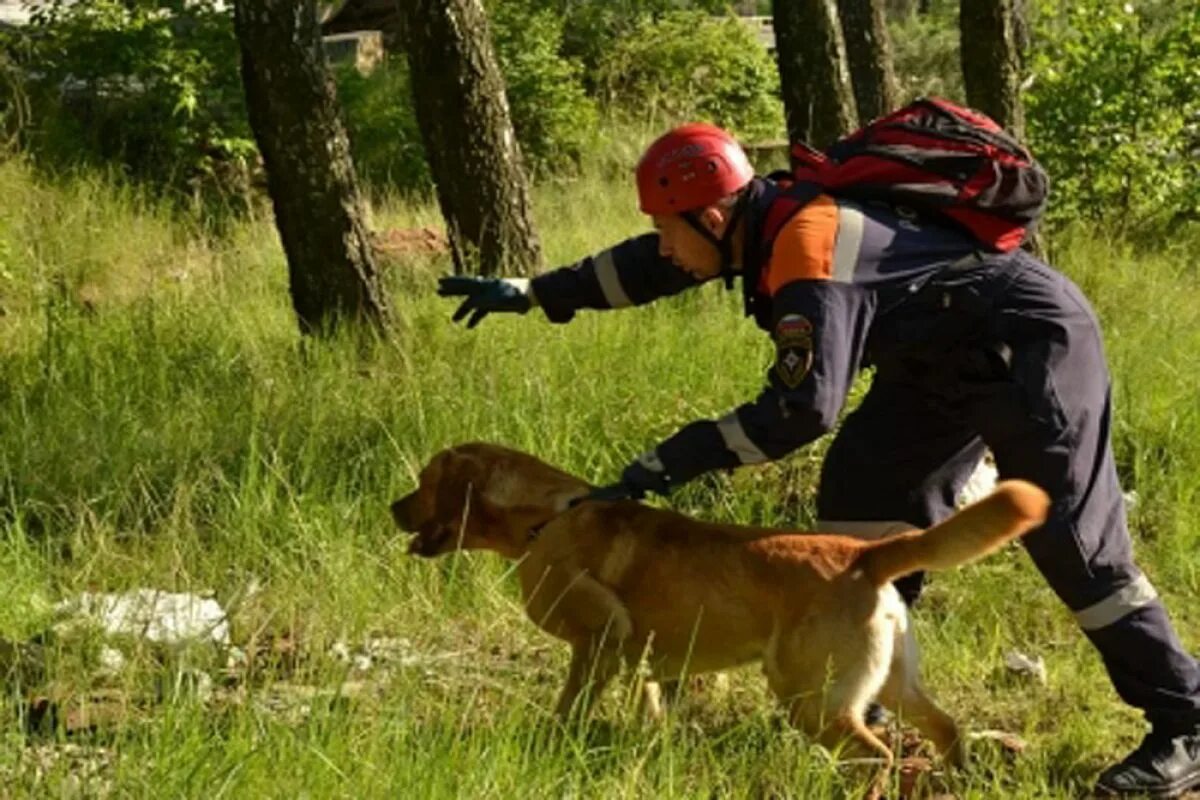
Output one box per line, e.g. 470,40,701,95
438,122,1200,797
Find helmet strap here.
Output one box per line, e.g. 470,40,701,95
682,193,747,291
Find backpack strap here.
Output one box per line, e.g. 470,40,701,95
759,180,825,270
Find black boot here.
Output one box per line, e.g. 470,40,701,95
1096,727,1200,798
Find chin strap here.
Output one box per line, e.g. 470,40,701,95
682,193,747,290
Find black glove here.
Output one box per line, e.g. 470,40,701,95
437,276,535,328
573,454,671,505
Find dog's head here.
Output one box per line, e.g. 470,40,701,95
390,443,589,558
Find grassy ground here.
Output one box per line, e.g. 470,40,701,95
0,156,1197,798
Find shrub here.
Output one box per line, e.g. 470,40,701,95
335,61,431,194
338,1,598,192
887,4,963,103
2,0,252,203
489,0,599,176
594,11,785,142
1026,0,1200,230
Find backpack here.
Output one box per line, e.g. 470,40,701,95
765,97,1048,253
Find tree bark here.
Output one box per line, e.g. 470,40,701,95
234,0,391,336
400,0,542,277
959,0,1025,142
773,0,858,149
837,0,899,122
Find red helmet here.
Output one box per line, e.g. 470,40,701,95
635,123,755,215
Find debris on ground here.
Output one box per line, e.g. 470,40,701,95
968,728,1029,755
53,590,230,648
328,636,469,675
371,227,450,260
1004,650,1048,685
0,742,116,797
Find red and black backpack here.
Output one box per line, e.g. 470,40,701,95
763,97,1049,254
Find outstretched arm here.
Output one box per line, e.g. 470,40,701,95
438,233,701,328
590,280,876,500
529,233,700,323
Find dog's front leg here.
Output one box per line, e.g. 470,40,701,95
639,680,666,722
555,638,622,721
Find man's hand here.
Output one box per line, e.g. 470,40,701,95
573,453,671,505
437,276,536,328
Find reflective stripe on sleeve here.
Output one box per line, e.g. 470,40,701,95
716,412,769,465
815,519,918,540
593,248,633,308
635,451,665,473
831,202,865,283
1074,574,1159,631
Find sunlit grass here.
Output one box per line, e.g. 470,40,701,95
0,156,1196,797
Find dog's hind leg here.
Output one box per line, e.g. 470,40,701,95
766,598,898,798
876,622,964,766
783,698,894,800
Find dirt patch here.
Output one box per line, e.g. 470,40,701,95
372,227,450,260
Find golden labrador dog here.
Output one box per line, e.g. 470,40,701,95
391,442,1048,788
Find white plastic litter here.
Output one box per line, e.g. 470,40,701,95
97,646,127,676
55,590,230,647
1004,649,1048,685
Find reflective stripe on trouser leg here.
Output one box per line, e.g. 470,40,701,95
1085,601,1200,731
1074,573,1159,631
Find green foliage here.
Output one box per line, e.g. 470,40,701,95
489,0,599,176
595,11,785,141
1026,0,1200,229
335,62,431,194
545,0,730,89
887,4,963,103
1,0,251,202
338,2,598,192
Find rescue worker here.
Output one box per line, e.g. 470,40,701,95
437,123,1200,797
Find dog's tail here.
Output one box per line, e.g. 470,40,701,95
857,480,1050,588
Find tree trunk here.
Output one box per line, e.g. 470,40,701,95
233,0,390,336
959,0,1025,142
774,0,858,149
400,0,542,277
837,0,899,122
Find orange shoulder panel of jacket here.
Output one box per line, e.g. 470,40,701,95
761,194,839,297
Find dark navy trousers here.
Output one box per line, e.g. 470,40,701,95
815,253,1200,733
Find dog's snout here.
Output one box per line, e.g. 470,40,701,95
390,495,415,530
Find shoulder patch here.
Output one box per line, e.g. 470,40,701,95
774,314,814,388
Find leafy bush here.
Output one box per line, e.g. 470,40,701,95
1026,0,1200,229
594,11,785,142
887,4,963,103
338,1,597,192
546,0,729,91
1,0,252,202
489,0,599,176
335,62,431,194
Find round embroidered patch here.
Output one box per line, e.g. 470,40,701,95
775,314,814,388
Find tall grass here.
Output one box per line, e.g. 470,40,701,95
0,155,1197,797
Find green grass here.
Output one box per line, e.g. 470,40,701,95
0,155,1197,797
